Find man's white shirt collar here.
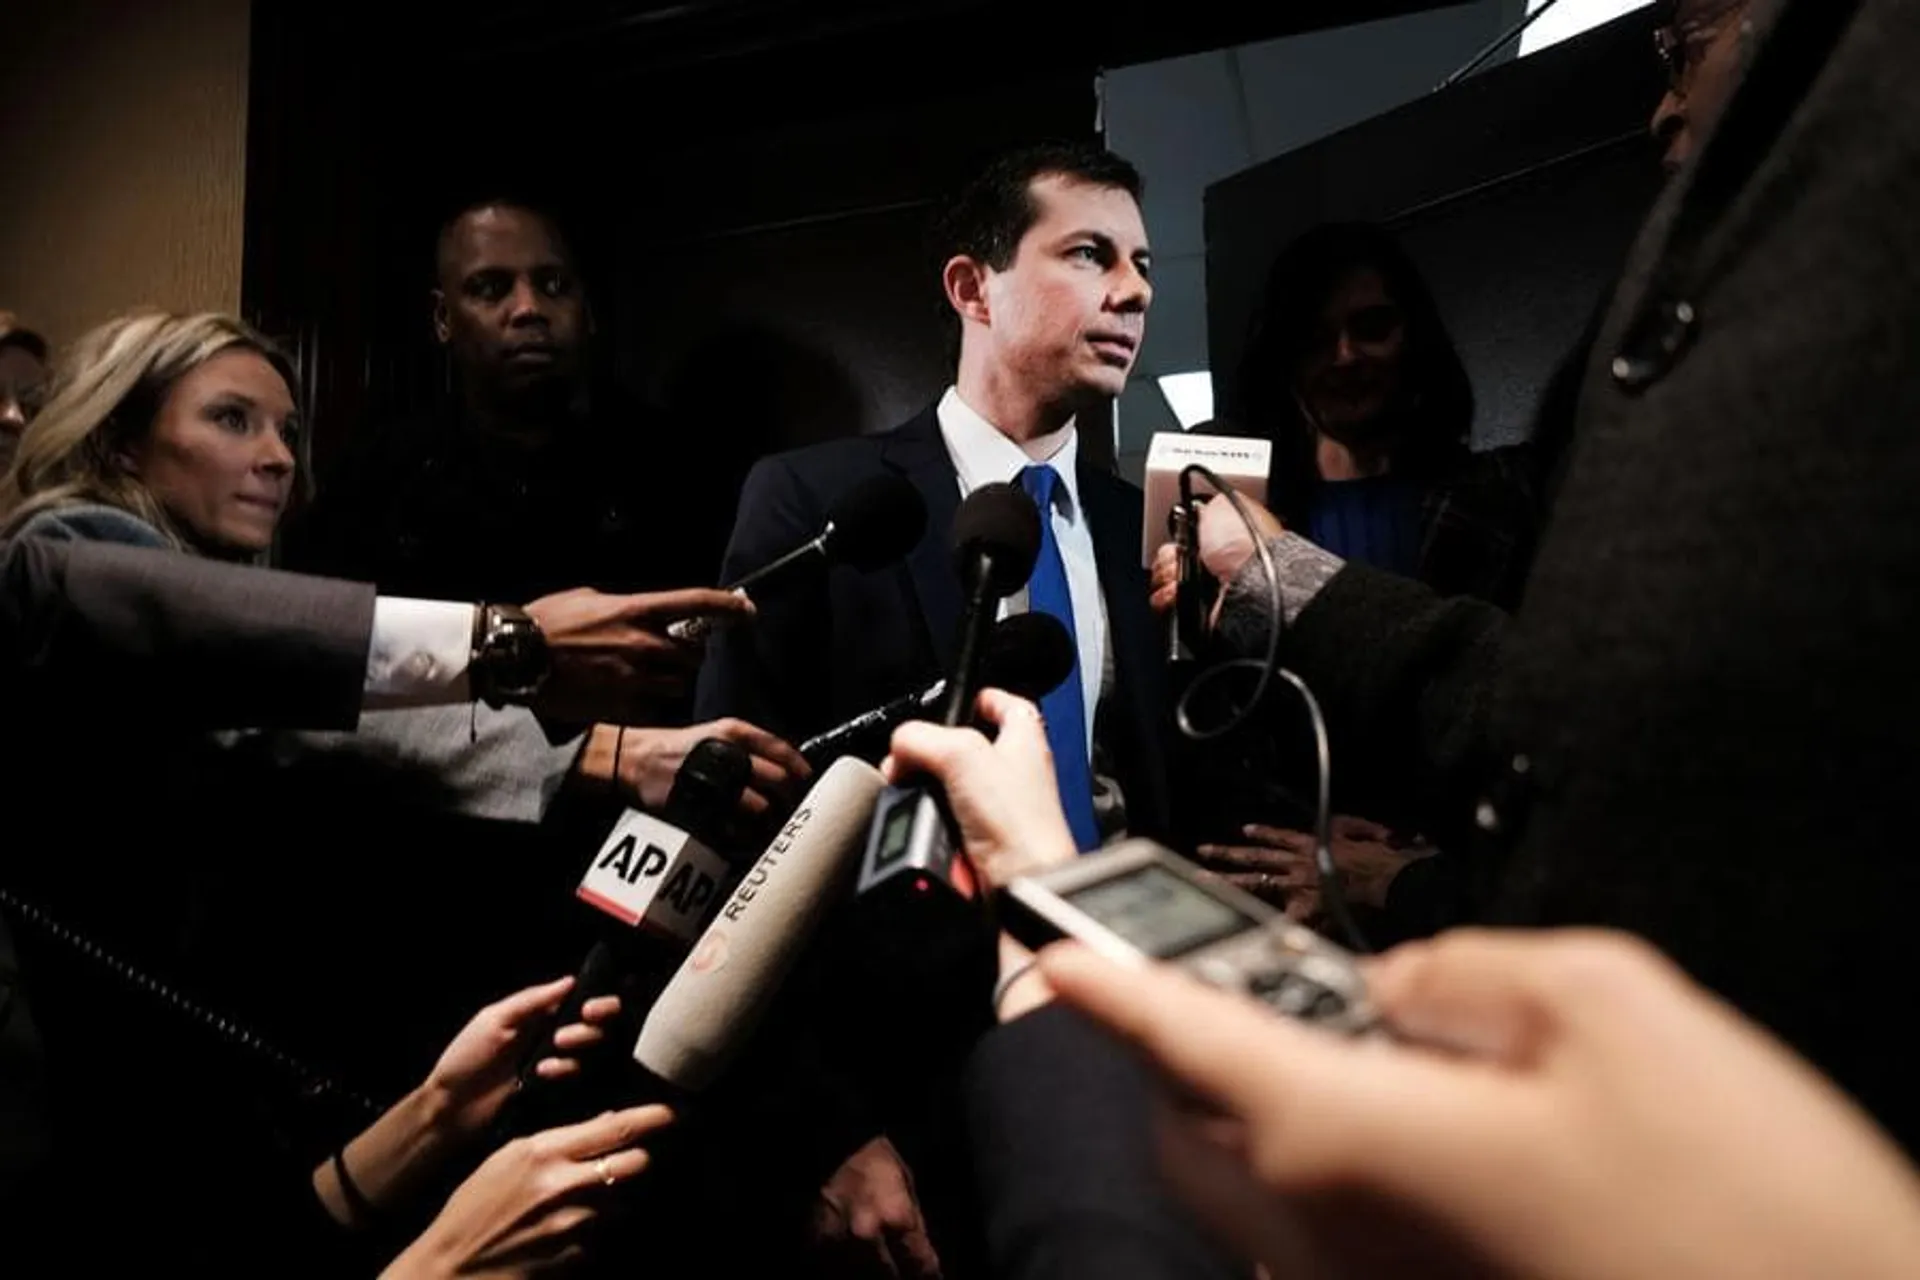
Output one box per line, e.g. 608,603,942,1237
936,386,1081,517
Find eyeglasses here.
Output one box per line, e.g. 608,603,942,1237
1653,7,1745,91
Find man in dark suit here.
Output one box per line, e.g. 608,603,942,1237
697,142,1171,845
694,141,1171,1275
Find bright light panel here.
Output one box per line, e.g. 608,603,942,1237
1520,0,1655,56
1157,372,1215,430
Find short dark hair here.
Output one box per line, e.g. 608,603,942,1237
1238,222,1475,526
936,142,1145,272
432,194,580,286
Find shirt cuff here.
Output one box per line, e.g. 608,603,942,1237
1218,533,1345,656
363,598,475,708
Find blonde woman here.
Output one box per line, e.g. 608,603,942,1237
0,311,594,816
0,313,698,1265
0,310,300,554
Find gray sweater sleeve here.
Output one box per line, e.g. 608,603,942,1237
1216,532,1345,656
1214,536,1512,851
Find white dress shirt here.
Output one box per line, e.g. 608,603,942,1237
936,386,1105,757
363,598,476,707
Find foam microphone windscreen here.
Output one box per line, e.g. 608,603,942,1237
951,481,1042,598
982,611,1075,701
631,756,886,1093
825,475,929,571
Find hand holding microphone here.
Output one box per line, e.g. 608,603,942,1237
881,690,1081,1022
522,586,753,724
881,689,1078,893
1148,493,1284,621
1194,491,1284,589
588,717,812,820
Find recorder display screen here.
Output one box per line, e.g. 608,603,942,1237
1065,864,1255,958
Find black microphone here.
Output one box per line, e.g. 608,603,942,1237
668,474,927,641
857,483,1040,901
839,486,1043,1066
938,483,1043,724
798,611,1075,767
502,738,752,1132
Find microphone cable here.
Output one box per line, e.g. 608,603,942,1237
1168,464,1369,954
0,882,384,1120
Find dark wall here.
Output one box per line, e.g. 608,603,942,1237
618,84,1100,453
242,0,1466,486
244,6,1093,481
1206,7,1670,450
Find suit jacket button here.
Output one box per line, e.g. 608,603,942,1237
1611,298,1699,393
1475,799,1501,833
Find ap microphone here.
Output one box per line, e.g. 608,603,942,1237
570,737,752,964
503,739,752,1132
798,611,1076,768
632,756,885,1093
668,474,927,641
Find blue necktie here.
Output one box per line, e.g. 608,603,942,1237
1018,464,1102,852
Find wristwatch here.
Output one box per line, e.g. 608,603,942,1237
470,602,552,708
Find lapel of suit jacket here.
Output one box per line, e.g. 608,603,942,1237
1075,454,1171,834
881,406,965,670
1076,456,1146,692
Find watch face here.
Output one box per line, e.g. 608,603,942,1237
488,608,550,696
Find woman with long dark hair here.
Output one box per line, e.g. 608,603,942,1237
1235,222,1535,607
1175,225,1537,934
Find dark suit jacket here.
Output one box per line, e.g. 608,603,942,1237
693,407,1174,1275
965,1005,1244,1280
0,534,374,730
1226,0,1920,1151
695,404,1173,840
0,534,380,1266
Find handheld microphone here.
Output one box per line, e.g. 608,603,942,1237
632,756,885,1093
668,474,927,641
504,739,751,1130
937,483,1043,725
1139,430,1272,567
1165,499,1206,665
798,611,1075,767
858,484,1041,903
1144,431,1271,665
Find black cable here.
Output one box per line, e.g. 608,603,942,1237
1173,465,1282,745
0,883,384,1119
1168,465,1371,953
1436,0,1568,91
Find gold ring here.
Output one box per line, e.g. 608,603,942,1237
593,1156,615,1187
